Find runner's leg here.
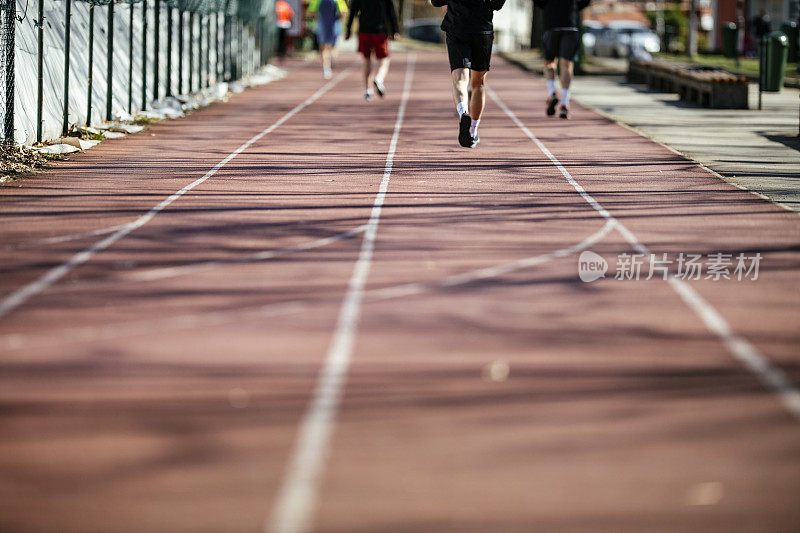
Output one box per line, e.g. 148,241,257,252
363,54,373,91
469,70,487,120
558,57,574,117
451,68,469,115
376,57,390,83
558,57,574,90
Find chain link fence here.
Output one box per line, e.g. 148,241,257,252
0,0,15,143
8,0,275,145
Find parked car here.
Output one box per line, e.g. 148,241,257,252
582,21,604,56
593,23,660,57
405,18,444,44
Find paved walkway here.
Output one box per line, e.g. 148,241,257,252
1,51,799,533
504,50,800,213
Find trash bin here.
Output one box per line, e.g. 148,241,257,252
760,31,789,92
722,22,737,58
780,21,798,63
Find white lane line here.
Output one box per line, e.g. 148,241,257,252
489,86,800,422
0,69,352,321
1,224,129,251
127,225,368,282
266,54,416,533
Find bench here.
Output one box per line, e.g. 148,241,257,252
627,59,749,109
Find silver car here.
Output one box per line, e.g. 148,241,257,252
593,26,660,57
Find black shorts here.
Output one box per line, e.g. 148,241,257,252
446,32,493,72
543,29,580,62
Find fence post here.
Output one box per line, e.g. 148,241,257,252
198,11,203,88
86,5,94,126
153,0,160,102
62,0,72,136
141,0,148,110
106,0,114,121
215,11,220,83
177,9,183,93
36,0,44,142
166,5,172,95
4,0,15,142
223,13,229,81
127,2,133,113
205,13,210,87
188,11,194,91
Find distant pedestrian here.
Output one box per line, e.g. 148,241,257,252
308,0,349,79
430,0,507,148
534,0,590,119
751,10,772,42
275,0,295,64
345,0,399,101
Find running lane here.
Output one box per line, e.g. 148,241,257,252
308,54,800,533
0,51,799,533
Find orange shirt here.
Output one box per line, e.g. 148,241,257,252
276,0,295,28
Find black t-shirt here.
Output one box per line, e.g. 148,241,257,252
431,0,506,37
533,0,591,30
346,0,399,36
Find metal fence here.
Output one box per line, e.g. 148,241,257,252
4,0,275,145
0,0,14,144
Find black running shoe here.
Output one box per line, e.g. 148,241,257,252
559,105,570,119
546,94,559,117
373,79,386,98
458,113,473,147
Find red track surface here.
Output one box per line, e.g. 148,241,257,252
1,51,799,533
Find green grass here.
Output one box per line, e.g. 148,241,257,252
81,131,105,141
133,116,159,126
654,52,799,78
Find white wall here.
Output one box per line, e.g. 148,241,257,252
493,0,532,52
13,0,259,145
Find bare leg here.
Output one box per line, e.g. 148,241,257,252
363,55,373,91
469,70,487,120
376,57,390,82
544,59,557,85
558,57,574,89
321,44,332,71
451,68,469,111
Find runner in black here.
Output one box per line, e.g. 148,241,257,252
346,0,399,101
430,0,506,148
534,0,590,119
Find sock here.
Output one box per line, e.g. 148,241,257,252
456,101,468,117
469,119,480,137
546,79,556,97
366,88,374,96
561,88,571,107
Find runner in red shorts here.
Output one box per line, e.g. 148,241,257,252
345,0,399,101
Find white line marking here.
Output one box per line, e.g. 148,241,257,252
266,54,416,533
488,86,800,422
1,224,129,251
127,225,368,282
0,69,352,321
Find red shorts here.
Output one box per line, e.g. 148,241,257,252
358,33,389,59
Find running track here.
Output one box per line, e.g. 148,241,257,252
1,51,799,533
